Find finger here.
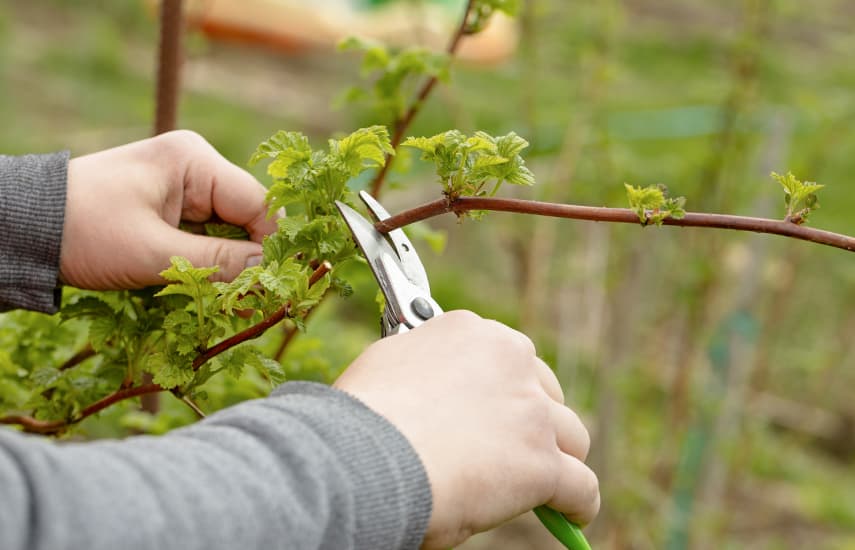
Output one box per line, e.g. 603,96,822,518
535,357,564,404
146,223,263,284
548,453,600,526
551,401,590,460
183,145,278,243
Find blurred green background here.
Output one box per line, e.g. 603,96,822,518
2,0,855,548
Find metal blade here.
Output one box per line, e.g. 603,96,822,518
335,200,400,273
336,199,443,332
358,190,431,295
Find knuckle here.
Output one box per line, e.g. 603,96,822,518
152,131,211,178
160,129,206,151
445,309,482,325
494,322,536,358
516,331,536,356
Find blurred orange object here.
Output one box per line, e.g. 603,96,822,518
148,0,517,63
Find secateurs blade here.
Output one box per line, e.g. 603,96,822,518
335,190,443,337
335,190,592,550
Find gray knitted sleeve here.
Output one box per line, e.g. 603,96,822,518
0,381,433,550
0,151,69,314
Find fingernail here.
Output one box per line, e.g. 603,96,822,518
245,255,263,268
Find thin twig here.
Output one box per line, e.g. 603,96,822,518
192,261,332,370
180,395,206,418
374,196,855,253
0,383,166,435
369,0,476,197
78,383,166,419
0,415,66,435
59,344,96,371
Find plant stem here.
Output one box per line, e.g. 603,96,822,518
374,196,855,253
153,0,184,135
78,383,165,419
369,0,476,197
0,415,67,435
192,262,332,370
180,395,206,418
59,344,96,371
0,383,166,435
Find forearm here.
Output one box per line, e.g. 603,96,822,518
0,382,432,550
0,152,69,314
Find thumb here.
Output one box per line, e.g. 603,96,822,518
151,225,263,284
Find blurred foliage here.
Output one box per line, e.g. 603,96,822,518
2,0,855,548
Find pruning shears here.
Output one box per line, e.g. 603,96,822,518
335,191,593,550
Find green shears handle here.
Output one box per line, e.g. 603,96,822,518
534,505,592,550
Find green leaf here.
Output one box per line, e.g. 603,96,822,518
337,38,450,120
624,183,686,226
149,353,195,388
249,130,313,169
156,257,218,300
219,347,287,387
400,135,443,155
330,125,394,176
88,315,117,352
404,130,535,208
60,296,114,323
771,171,824,223
214,266,264,314
204,223,249,240
476,0,521,15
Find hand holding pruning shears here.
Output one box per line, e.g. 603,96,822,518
335,192,596,550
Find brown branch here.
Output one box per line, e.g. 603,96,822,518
153,0,184,135
0,383,166,435
59,344,96,371
192,261,332,370
369,0,475,197
78,383,165,419
374,196,855,253
0,415,66,435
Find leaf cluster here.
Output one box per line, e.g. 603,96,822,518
771,171,824,224
467,0,521,33
403,130,535,218
251,125,392,264
0,291,167,423
624,183,687,226
338,37,450,121
0,127,392,431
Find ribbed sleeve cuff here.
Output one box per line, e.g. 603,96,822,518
0,151,69,314
272,382,433,549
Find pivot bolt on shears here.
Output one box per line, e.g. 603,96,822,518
336,191,593,550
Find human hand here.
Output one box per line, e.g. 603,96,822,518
334,310,599,549
61,130,277,290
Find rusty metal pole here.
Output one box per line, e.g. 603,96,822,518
144,0,185,413
153,0,184,135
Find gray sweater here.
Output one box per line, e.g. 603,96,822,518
0,152,432,550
